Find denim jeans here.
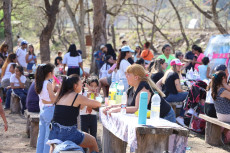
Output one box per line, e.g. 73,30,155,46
163,108,176,123
81,115,97,138
13,89,28,114
36,106,55,153
165,92,188,117
49,122,85,145
5,88,12,109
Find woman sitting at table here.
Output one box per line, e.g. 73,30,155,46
103,64,176,123
150,58,167,83
156,59,188,126
48,74,101,153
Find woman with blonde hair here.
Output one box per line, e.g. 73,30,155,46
150,58,167,83
157,59,188,126
103,64,176,123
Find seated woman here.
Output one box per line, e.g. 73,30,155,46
150,58,167,83
10,66,27,114
48,74,101,153
103,64,176,123
26,81,40,112
157,59,188,126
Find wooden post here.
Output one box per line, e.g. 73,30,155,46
26,116,31,138
30,117,39,147
205,122,222,146
102,126,127,153
10,93,21,114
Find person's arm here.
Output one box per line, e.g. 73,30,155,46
79,62,85,77
76,94,101,108
0,103,7,131
206,66,211,79
34,56,37,64
156,78,163,90
26,54,29,63
221,90,230,100
175,79,183,92
46,82,57,104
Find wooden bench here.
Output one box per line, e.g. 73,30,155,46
24,110,39,147
10,91,21,114
199,114,230,146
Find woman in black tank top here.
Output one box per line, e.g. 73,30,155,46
48,74,101,153
103,64,176,123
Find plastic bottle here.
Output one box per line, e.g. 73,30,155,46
108,81,117,105
120,92,127,114
116,80,124,104
150,92,161,121
138,92,148,125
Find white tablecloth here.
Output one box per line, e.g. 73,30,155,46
99,108,188,153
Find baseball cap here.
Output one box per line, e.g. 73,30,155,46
170,59,185,66
21,40,28,46
100,45,106,50
120,46,134,52
215,64,227,71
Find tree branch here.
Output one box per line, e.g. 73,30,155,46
189,0,212,19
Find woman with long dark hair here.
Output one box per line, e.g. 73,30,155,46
35,63,56,153
193,46,205,71
26,44,37,73
151,58,167,83
117,46,134,91
63,44,84,76
0,43,8,60
134,45,142,63
105,44,116,60
48,74,101,153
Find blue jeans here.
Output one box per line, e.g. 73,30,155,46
36,106,55,153
163,108,176,123
49,122,85,145
13,89,28,114
5,88,12,109
165,92,188,117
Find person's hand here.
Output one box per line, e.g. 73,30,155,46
107,108,118,116
102,106,111,115
86,107,92,114
4,122,8,131
82,71,85,77
6,86,10,90
16,75,20,80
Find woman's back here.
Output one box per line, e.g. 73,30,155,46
214,87,230,115
163,72,179,96
53,92,80,126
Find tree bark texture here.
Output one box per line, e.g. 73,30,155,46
40,0,61,63
3,0,13,53
91,0,107,73
64,0,87,59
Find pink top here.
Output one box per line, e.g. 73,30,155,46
195,53,205,71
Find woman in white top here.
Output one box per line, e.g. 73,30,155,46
1,53,17,88
35,63,57,153
117,46,134,91
63,44,84,76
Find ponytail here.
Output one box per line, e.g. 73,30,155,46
211,71,226,100
35,63,55,94
145,76,165,97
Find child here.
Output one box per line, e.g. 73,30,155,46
5,63,17,109
0,97,7,131
80,77,99,140
35,63,56,153
198,57,210,81
26,44,37,73
10,65,27,114
99,55,113,79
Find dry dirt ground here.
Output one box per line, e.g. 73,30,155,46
1,107,230,153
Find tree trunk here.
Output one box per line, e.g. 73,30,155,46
111,24,116,51
3,0,13,53
169,0,189,51
64,0,86,59
40,0,61,63
91,0,107,73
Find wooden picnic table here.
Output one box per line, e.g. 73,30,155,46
99,108,189,153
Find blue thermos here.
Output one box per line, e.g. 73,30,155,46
138,92,148,125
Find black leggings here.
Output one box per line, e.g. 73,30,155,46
80,115,97,138
204,103,217,118
67,67,80,76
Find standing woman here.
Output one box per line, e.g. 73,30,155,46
157,44,175,70
63,44,84,76
117,46,134,91
151,58,167,83
26,44,37,73
193,46,205,71
0,43,8,60
35,63,57,153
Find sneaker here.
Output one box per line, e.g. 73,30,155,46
176,117,186,126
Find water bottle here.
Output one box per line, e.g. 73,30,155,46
121,92,127,114
150,92,161,121
116,80,124,104
108,81,117,105
138,92,148,125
